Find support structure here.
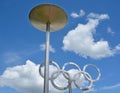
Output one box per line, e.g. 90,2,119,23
44,22,50,93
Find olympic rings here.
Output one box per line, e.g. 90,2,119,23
74,71,93,91
39,60,60,80
83,64,101,82
62,62,81,81
39,61,101,92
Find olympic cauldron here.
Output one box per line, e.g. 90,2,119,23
29,4,101,93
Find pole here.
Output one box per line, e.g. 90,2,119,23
68,80,72,93
44,22,50,93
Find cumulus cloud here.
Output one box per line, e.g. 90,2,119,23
62,13,118,59
0,60,63,93
71,9,85,18
40,43,56,53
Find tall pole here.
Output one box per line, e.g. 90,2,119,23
29,4,68,93
44,22,50,93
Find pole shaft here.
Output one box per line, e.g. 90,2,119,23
69,81,72,93
44,22,50,93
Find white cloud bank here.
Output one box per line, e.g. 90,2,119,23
71,9,85,18
40,43,56,53
0,60,63,93
63,13,120,59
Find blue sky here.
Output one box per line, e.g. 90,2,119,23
0,0,120,93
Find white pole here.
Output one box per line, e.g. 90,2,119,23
44,22,50,93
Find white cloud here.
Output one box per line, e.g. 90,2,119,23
115,44,120,51
107,27,115,35
71,9,85,18
113,44,120,54
40,43,56,53
63,13,116,59
0,60,63,93
3,52,22,64
102,83,120,90
79,9,86,17
71,12,79,18
94,83,120,92
87,13,109,20
88,83,120,92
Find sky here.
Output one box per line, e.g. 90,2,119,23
0,0,120,93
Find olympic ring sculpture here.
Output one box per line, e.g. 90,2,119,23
39,61,101,92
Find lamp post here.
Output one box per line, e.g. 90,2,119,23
29,4,101,93
29,4,68,93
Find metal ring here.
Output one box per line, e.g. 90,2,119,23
39,60,60,80
51,70,70,90
62,62,81,81
83,64,101,82
74,71,93,91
